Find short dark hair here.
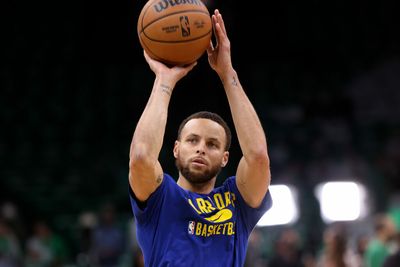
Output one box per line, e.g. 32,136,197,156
177,111,232,151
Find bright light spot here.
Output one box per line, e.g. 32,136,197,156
315,181,367,223
257,185,298,227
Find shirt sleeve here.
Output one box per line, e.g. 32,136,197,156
226,176,273,232
129,173,171,225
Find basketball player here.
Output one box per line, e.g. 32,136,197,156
129,9,272,266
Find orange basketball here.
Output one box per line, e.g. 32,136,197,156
137,0,212,66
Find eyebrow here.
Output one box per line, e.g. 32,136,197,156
186,133,200,139
186,134,221,144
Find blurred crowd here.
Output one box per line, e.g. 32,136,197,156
1,199,400,267
0,201,143,267
245,211,400,267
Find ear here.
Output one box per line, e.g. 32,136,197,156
173,140,180,159
221,151,229,167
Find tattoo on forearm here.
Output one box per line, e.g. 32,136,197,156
231,77,238,86
160,84,172,96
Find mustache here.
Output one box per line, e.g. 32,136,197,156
175,157,221,184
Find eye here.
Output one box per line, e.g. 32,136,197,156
208,142,219,149
187,138,197,144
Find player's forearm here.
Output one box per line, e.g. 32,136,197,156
130,77,173,162
222,69,268,161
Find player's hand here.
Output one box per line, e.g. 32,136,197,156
143,50,197,87
207,10,233,79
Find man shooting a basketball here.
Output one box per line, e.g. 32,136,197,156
129,9,272,266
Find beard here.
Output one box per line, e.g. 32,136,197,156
175,157,222,185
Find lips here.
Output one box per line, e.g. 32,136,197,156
191,157,207,166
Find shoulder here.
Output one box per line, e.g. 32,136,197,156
219,176,272,210
129,173,179,206
162,173,176,185
149,173,180,195
216,176,240,196
220,176,237,188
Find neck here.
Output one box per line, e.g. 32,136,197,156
177,175,216,194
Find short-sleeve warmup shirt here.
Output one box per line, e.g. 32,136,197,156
130,173,272,267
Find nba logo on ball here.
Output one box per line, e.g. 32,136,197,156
188,221,195,235
137,0,212,65
180,16,190,37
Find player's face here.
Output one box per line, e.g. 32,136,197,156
174,119,229,184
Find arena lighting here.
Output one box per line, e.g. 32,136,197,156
315,181,368,223
257,185,299,227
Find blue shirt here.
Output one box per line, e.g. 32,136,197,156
130,173,272,267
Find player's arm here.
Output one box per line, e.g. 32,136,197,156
207,10,270,208
224,70,271,209
129,51,197,202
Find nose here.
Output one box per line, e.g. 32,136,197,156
196,149,205,155
196,141,206,155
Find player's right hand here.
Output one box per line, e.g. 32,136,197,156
143,50,197,87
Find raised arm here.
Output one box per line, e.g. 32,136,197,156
207,10,271,208
129,51,197,201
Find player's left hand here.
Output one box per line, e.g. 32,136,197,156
207,9,233,79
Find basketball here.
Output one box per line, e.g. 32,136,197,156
137,0,212,66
